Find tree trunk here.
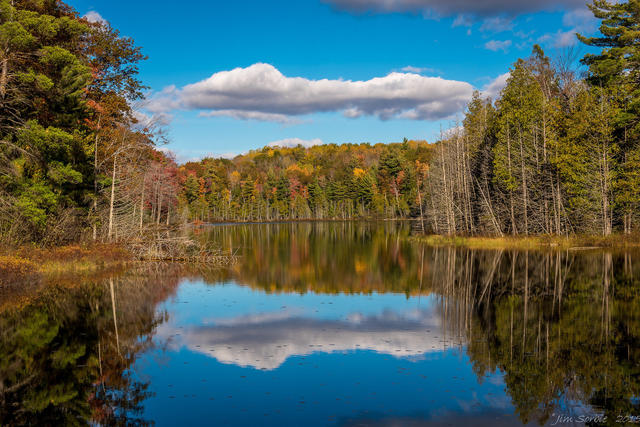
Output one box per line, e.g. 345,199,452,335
440,145,452,234
139,174,145,230
417,177,425,233
92,116,101,241
519,128,529,235
108,154,117,241
601,140,611,236
392,181,400,217
507,129,517,235
542,107,551,234
156,194,162,225
0,55,8,99
428,178,439,234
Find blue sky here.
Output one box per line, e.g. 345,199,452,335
71,0,599,161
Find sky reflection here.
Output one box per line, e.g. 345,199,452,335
158,306,448,370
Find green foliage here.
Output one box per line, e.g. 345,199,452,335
0,0,149,244
17,120,75,164
183,174,200,204
493,59,543,194
16,181,58,229
577,0,640,233
48,161,83,185
579,0,640,98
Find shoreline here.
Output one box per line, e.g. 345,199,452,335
190,218,416,226
3,228,640,290
0,244,133,288
409,234,640,250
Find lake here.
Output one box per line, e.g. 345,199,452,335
1,222,639,426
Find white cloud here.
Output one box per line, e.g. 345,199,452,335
479,16,514,32
199,110,301,124
267,138,324,148
484,39,512,52
144,85,181,113
147,63,474,122
562,7,596,29
400,65,434,74
482,72,510,100
538,7,598,48
324,0,586,17
452,14,472,27
553,29,580,47
83,11,107,25
218,152,241,159
132,110,172,130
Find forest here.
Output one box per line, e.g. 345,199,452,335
1,0,639,246
179,141,432,222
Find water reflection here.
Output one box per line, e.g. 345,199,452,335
200,221,426,295
159,308,445,370
1,223,639,426
0,265,183,425
201,222,640,425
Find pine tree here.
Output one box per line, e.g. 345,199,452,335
493,59,544,235
579,0,640,233
579,0,640,137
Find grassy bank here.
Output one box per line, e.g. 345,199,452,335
410,234,640,250
0,237,238,289
0,244,133,287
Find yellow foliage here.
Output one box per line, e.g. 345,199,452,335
353,168,366,178
0,256,36,276
286,163,312,177
230,170,241,184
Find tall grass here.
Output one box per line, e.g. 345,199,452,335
410,234,640,250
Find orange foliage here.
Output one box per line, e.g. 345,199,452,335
0,256,36,277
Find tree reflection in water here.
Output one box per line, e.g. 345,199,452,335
203,223,640,425
1,222,639,426
0,265,184,425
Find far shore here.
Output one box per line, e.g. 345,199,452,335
410,234,640,251
189,218,416,226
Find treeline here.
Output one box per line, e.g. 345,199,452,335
179,141,432,222
0,1,180,245
428,1,640,236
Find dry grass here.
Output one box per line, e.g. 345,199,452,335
0,255,39,286
12,244,131,263
410,234,640,250
0,237,237,290
0,244,132,285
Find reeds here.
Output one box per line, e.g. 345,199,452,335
410,233,640,250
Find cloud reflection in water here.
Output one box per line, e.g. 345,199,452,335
158,308,458,370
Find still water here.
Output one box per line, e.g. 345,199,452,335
1,222,640,426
